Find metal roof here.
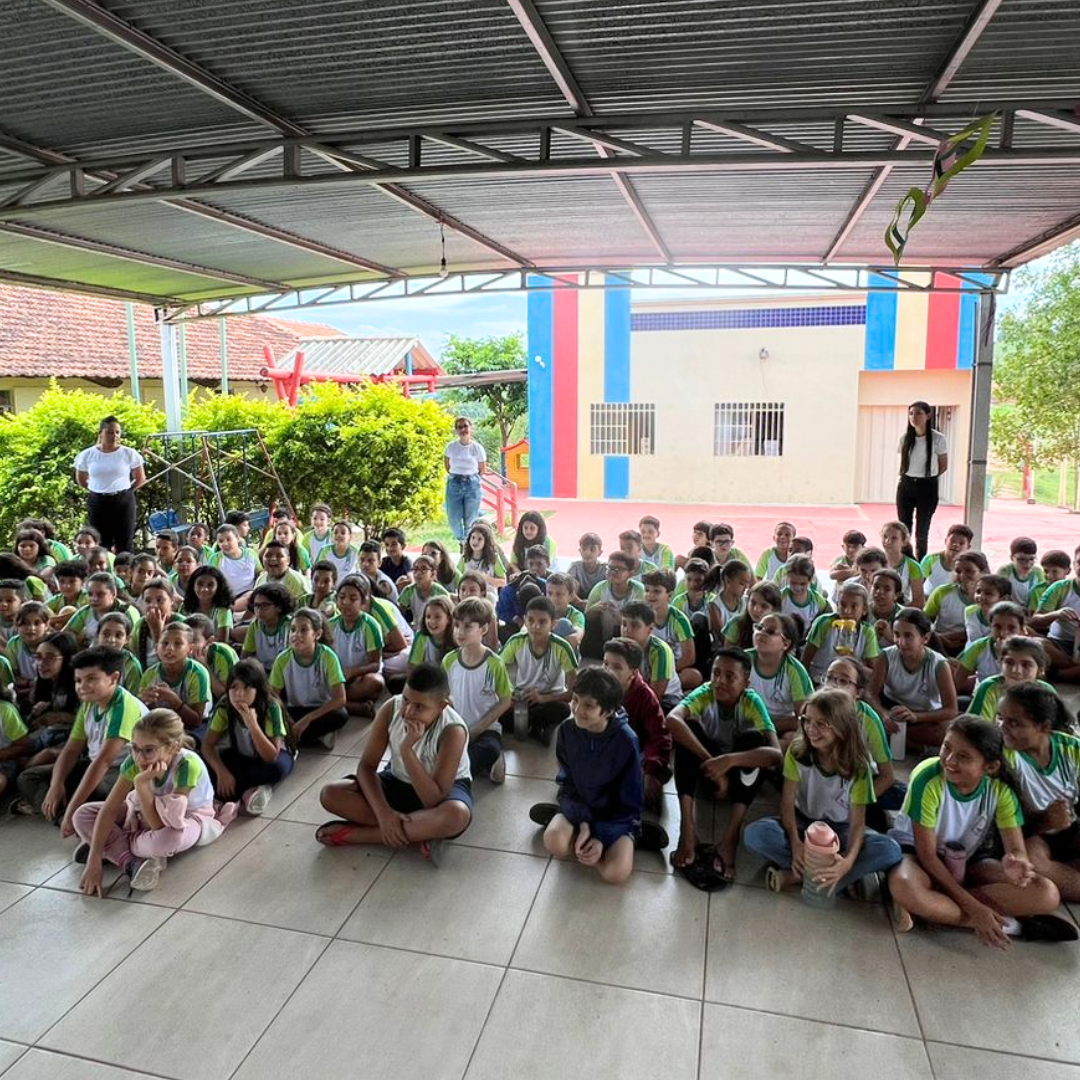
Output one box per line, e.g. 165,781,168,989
1,0,1079,315
274,336,440,377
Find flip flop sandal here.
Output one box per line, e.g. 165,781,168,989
715,855,737,883
679,856,729,893
315,820,359,847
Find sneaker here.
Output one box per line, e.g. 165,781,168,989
1019,914,1079,943
318,731,337,751
74,842,90,865
739,767,760,788
421,839,445,867
126,856,166,893
242,785,273,816
489,753,506,785
528,802,559,828
532,723,553,748
637,819,669,852
765,866,785,893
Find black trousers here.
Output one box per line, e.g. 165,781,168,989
896,475,939,561
286,704,349,746
88,488,137,554
673,722,767,806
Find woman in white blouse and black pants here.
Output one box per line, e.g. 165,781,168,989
74,416,147,554
896,400,948,561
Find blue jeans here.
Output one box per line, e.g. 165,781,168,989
446,474,482,543
743,816,902,892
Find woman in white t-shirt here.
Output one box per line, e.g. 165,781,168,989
896,401,948,562
74,416,147,555
444,416,487,546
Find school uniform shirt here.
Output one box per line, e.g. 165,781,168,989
873,602,905,627
65,600,136,646
919,552,957,593
640,634,681,702
46,590,87,614
369,596,414,647
1027,579,1053,615
709,593,745,635
963,604,990,645
120,650,143,694
1037,578,1080,648
397,581,451,625
500,632,577,694
674,590,715,620
887,556,925,604
0,618,14,648
891,756,1023,858
554,605,586,637
567,560,608,599
207,548,261,595
555,712,643,831
119,747,214,812
783,747,875,824
204,641,238,688
882,645,948,711
4,634,38,681
585,579,646,611
255,568,309,602
956,637,1001,684
1004,731,1080,814
857,700,892,769
138,659,212,716
677,685,775,753
70,686,147,760
0,701,28,751
329,612,384,671
969,676,1056,722
754,547,788,582
996,563,1045,609
386,694,471,783
780,587,830,627
183,604,233,637
923,583,973,636
269,643,345,709
803,616,881,684
243,617,292,672
454,557,503,602
640,542,675,572
48,539,73,562
442,648,513,732
130,612,186,669
300,592,339,620
0,655,15,696
207,698,287,759
745,649,813,719
652,606,694,663
409,632,450,668
300,529,330,566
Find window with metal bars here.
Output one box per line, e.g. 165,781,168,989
589,403,655,455
713,402,785,457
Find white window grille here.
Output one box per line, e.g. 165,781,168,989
590,403,656,455
714,402,785,457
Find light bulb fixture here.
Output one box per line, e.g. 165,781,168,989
759,347,770,360
438,219,448,278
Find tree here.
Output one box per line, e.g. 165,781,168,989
440,333,527,470
991,243,1080,494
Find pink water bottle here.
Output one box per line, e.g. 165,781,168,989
801,821,841,909
943,840,967,884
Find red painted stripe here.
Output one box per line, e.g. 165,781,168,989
925,273,961,369
551,282,579,498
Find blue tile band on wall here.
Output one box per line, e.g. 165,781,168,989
864,279,897,371
527,278,554,498
957,274,992,371
632,305,867,332
604,456,629,500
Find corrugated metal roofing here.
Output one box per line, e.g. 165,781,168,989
0,0,1077,309
276,336,440,377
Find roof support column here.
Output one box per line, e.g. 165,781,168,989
125,302,140,402
964,293,996,548
219,318,229,394
157,314,183,432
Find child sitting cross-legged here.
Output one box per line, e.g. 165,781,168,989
744,688,903,897
74,708,234,897
528,666,644,885
316,663,473,865
619,601,683,713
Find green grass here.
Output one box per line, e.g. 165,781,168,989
991,467,1077,505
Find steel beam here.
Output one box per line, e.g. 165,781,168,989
964,293,996,547
0,267,180,305
43,0,530,268
991,209,1080,267
693,118,816,154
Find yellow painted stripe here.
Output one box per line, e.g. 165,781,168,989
577,288,605,499
894,280,929,370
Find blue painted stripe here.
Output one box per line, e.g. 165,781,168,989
633,304,866,331
526,279,554,498
604,285,631,402
956,273,993,371
604,456,630,499
864,275,897,371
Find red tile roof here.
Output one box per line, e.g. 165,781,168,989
0,284,344,383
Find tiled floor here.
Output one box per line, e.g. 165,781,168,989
3,720,1080,1080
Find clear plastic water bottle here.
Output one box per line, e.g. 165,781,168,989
801,821,841,909
943,840,967,883
512,694,530,740
833,619,857,656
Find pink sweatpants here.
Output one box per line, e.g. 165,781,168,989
73,802,201,868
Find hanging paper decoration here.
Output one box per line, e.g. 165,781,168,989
885,112,997,263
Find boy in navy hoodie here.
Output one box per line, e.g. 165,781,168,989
529,666,643,884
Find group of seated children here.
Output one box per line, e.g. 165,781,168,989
3,507,1079,946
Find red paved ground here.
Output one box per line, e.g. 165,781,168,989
517,496,1080,567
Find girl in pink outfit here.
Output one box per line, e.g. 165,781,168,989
74,708,236,895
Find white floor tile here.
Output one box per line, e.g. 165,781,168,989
263,753,345,820
451,774,557,857
41,911,327,1080
929,1043,1080,1079
501,737,558,780
232,940,502,1080
0,819,80,886
0,1041,26,1077
1,1048,167,1080
0,882,31,916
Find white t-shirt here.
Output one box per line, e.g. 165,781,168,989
445,439,486,476
74,446,144,494
898,431,947,478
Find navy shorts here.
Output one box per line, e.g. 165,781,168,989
377,768,474,823
585,819,638,849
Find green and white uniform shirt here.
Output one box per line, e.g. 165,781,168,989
269,643,345,708
255,568,308,602
301,591,339,620
640,542,675,572
997,563,1045,609
882,645,947,711
66,600,135,646
369,596,414,647
956,636,1001,684
204,640,239,688
4,634,39,681
0,700,28,751
120,650,143,694
804,616,880,683
207,548,261,596
500,632,577,695
640,634,681,701
755,547,789,582
888,556,925,605
674,589,715,620
70,686,147,760
329,612,384,672
924,583,973,636
585,578,646,611
780,587,830,627
304,529,333,566
708,593,744,633
970,676,1056,722
138,659,212,716
553,605,586,638
892,756,1023,858
442,648,513,733
919,552,957,593
745,649,813,719
652,606,694,663
963,604,990,645
409,632,451,667
315,543,360,580
207,698,287,759
120,747,214,812
397,581,452,626
243,616,292,672
677,685,775,752
1037,578,1080,650
1004,732,1080,815
783,747,875,824
857,700,892,769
